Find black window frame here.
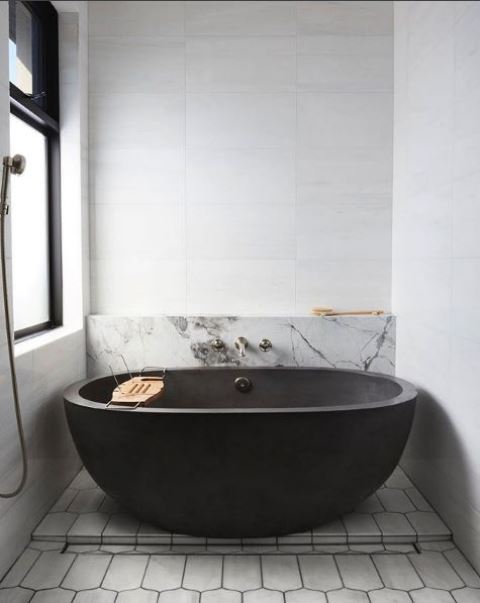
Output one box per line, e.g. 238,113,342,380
8,0,62,341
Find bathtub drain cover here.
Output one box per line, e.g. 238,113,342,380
234,376,252,393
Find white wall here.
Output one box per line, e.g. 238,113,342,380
393,0,480,572
0,2,89,578
89,0,393,316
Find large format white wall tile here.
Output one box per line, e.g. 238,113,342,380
297,34,393,93
187,260,296,315
89,37,185,94
90,94,185,149
392,259,451,332
92,204,185,261
454,3,480,99
393,0,480,573
90,146,185,206
89,1,393,315
451,258,480,343
89,1,185,37
296,259,391,314
297,147,392,203
297,1,393,36
296,200,391,260
395,318,451,402
187,204,295,260
453,86,480,180
450,338,480,461
407,37,454,126
187,93,295,149
393,185,452,260
452,171,480,258
186,37,296,93
407,0,455,67
297,92,393,149
185,1,296,37
92,259,187,315
186,149,295,206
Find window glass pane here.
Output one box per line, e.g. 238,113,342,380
10,114,50,332
9,1,33,95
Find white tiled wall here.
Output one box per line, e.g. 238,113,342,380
0,3,89,578
392,0,480,573
89,0,393,315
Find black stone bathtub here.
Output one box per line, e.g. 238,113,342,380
64,367,416,538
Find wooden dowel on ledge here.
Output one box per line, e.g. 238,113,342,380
312,309,384,316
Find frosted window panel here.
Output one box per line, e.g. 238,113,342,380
10,114,50,332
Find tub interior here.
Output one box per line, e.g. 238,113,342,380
77,369,403,409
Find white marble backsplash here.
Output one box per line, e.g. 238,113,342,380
87,315,395,377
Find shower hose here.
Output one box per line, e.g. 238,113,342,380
0,167,28,498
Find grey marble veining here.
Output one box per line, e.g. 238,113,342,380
86,315,395,376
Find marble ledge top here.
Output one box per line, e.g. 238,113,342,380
88,313,394,319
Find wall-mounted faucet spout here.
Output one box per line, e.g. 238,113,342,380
234,337,248,357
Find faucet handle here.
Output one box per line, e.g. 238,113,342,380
210,338,225,351
259,338,272,352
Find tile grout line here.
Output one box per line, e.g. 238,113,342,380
0,548,41,589
183,0,188,315
331,553,345,590
138,552,151,595
219,554,225,590
99,549,116,591
369,552,385,591
440,548,470,589
295,554,304,589
180,553,188,590
259,553,265,590
406,551,427,589
338,521,352,549
293,0,298,314
370,510,384,546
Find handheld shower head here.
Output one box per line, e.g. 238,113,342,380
1,154,26,215
3,154,26,175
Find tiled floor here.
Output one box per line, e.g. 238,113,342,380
32,467,451,549
1,540,480,602
1,467,479,601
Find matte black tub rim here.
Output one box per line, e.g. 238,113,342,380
64,367,416,414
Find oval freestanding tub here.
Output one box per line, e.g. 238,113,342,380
64,367,416,538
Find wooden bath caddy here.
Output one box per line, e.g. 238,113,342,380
108,376,165,409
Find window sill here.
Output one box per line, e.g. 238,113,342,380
15,324,83,358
